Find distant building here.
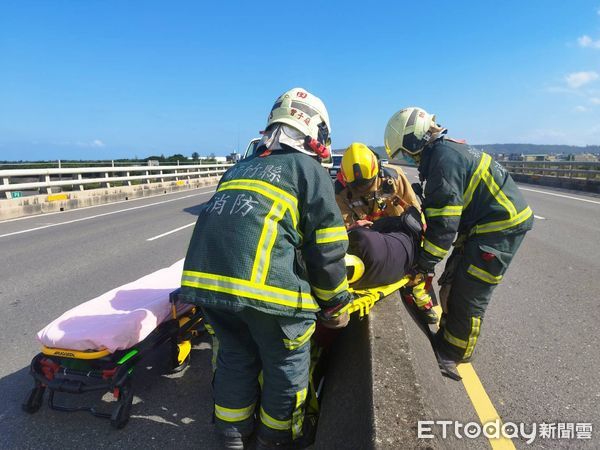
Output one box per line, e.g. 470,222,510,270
227,152,241,163
571,153,598,162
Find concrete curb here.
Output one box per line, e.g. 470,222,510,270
316,292,487,449
0,177,220,220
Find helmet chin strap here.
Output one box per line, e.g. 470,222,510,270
304,136,331,159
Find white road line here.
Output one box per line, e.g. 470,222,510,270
519,187,600,205
534,215,546,220
0,187,217,224
147,222,196,241
0,190,215,239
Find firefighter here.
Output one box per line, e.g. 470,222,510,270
335,142,437,323
384,107,533,364
335,142,420,229
180,87,351,449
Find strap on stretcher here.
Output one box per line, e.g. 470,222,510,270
345,276,411,318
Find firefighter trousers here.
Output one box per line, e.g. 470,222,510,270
201,306,315,444
437,232,527,361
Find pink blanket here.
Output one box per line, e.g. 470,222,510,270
37,259,185,353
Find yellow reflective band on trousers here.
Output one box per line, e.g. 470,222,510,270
315,226,348,244
467,264,503,284
260,406,291,431
423,238,448,258
425,205,463,218
204,323,215,335
473,206,533,234
463,153,491,209
464,317,482,359
218,178,299,228
215,403,256,423
292,388,308,439
283,323,316,350
251,202,286,284
181,271,319,311
444,329,468,349
311,277,349,302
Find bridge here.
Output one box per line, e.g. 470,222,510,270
0,164,598,448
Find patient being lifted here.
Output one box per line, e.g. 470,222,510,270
334,142,422,288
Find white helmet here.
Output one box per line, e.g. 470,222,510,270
266,87,331,158
384,107,437,161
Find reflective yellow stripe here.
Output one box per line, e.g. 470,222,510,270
215,403,255,423
412,283,432,308
181,271,318,310
292,388,308,439
218,179,299,228
425,205,463,218
204,323,215,335
444,329,468,349
315,226,348,244
311,277,349,301
481,169,517,217
251,202,286,284
464,317,482,359
423,238,448,258
467,264,503,284
463,153,491,209
283,323,316,350
260,406,291,431
473,206,533,234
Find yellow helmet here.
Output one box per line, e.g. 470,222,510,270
340,142,379,186
384,107,436,161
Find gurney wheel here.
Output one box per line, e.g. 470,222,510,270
22,385,45,414
110,384,134,429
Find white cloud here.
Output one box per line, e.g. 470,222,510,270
565,71,599,88
578,35,600,48
72,139,106,148
590,97,600,104
574,105,588,112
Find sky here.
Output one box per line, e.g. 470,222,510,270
2,0,600,161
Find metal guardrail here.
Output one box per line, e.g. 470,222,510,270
0,163,234,199
500,160,600,181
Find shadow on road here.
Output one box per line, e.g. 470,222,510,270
1,338,219,449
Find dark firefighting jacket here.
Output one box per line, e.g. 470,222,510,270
417,138,533,271
335,166,420,228
180,149,350,319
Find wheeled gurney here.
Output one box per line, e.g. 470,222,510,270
23,259,410,429
22,260,204,428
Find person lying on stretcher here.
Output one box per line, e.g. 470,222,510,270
333,142,438,325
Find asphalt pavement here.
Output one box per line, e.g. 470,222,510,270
0,172,599,449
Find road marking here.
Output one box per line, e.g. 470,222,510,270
0,190,215,239
0,187,216,224
519,187,600,205
147,222,196,241
534,215,546,220
432,305,515,449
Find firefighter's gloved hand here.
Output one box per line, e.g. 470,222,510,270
318,292,353,329
348,219,373,230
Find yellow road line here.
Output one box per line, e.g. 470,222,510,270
433,305,515,449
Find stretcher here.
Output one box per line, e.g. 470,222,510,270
305,275,411,421
23,259,411,430
22,261,204,429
